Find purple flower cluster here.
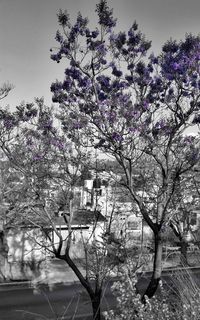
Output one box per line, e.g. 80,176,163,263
160,35,200,84
65,67,82,81
26,137,33,146
51,138,65,150
114,32,126,50
68,13,88,42
86,29,99,39
57,9,70,28
96,75,110,89
193,114,200,124
50,0,200,157
112,66,122,77
112,132,123,142
95,0,116,29
33,153,44,161
50,52,62,63
55,30,63,44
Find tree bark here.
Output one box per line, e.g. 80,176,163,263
143,230,163,299
61,254,102,319
180,240,188,265
0,230,9,281
92,290,102,320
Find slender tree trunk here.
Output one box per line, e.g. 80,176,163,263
143,230,163,299
0,230,9,281
180,239,188,265
92,290,102,320
61,255,102,319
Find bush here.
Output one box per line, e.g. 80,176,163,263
104,266,200,320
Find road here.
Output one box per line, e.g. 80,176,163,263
0,281,116,320
1,267,200,320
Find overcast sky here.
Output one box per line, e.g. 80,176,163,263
0,0,200,107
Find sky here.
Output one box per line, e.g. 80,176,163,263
0,0,200,108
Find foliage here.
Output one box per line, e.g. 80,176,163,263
50,0,200,297
0,82,13,101
51,0,200,227
104,273,173,320
104,268,200,320
0,97,122,319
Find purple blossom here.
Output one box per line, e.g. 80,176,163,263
62,79,72,90
51,138,65,150
155,119,165,129
149,54,158,64
162,40,178,54
55,30,63,43
183,135,195,144
142,100,149,110
182,91,189,97
106,111,116,123
147,63,154,73
50,52,61,63
172,62,180,71
112,80,127,91
127,63,134,70
98,91,107,101
193,114,200,124
125,75,134,83
4,119,14,130
43,120,53,130
50,81,63,93
191,80,197,88
33,153,44,161
118,93,130,104
96,75,110,88
26,138,33,146
96,43,107,56
128,127,138,133
114,32,126,49
57,9,70,28
168,88,174,95
112,132,123,142
65,67,82,81
60,43,70,55
78,77,91,89
85,28,91,37
112,67,122,77
100,58,107,65
96,1,117,29
91,30,99,38
135,61,146,76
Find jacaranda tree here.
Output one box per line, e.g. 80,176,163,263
50,0,200,298
0,98,121,320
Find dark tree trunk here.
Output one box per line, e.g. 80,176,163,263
180,240,188,265
0,230,9,281
61,254,102,319
92,290,102,320
143,230,163,299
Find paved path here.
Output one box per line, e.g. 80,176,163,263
0,280,115,320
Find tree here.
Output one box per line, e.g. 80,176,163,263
0,82,13,101
169,168,200,265
50,0,200,298
0,98,124,320
0,82,17,280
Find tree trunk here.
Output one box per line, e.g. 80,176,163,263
92,290,101,320
180,240,188,265
0,230,9,281
61,255,102,319
143,230,163,299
